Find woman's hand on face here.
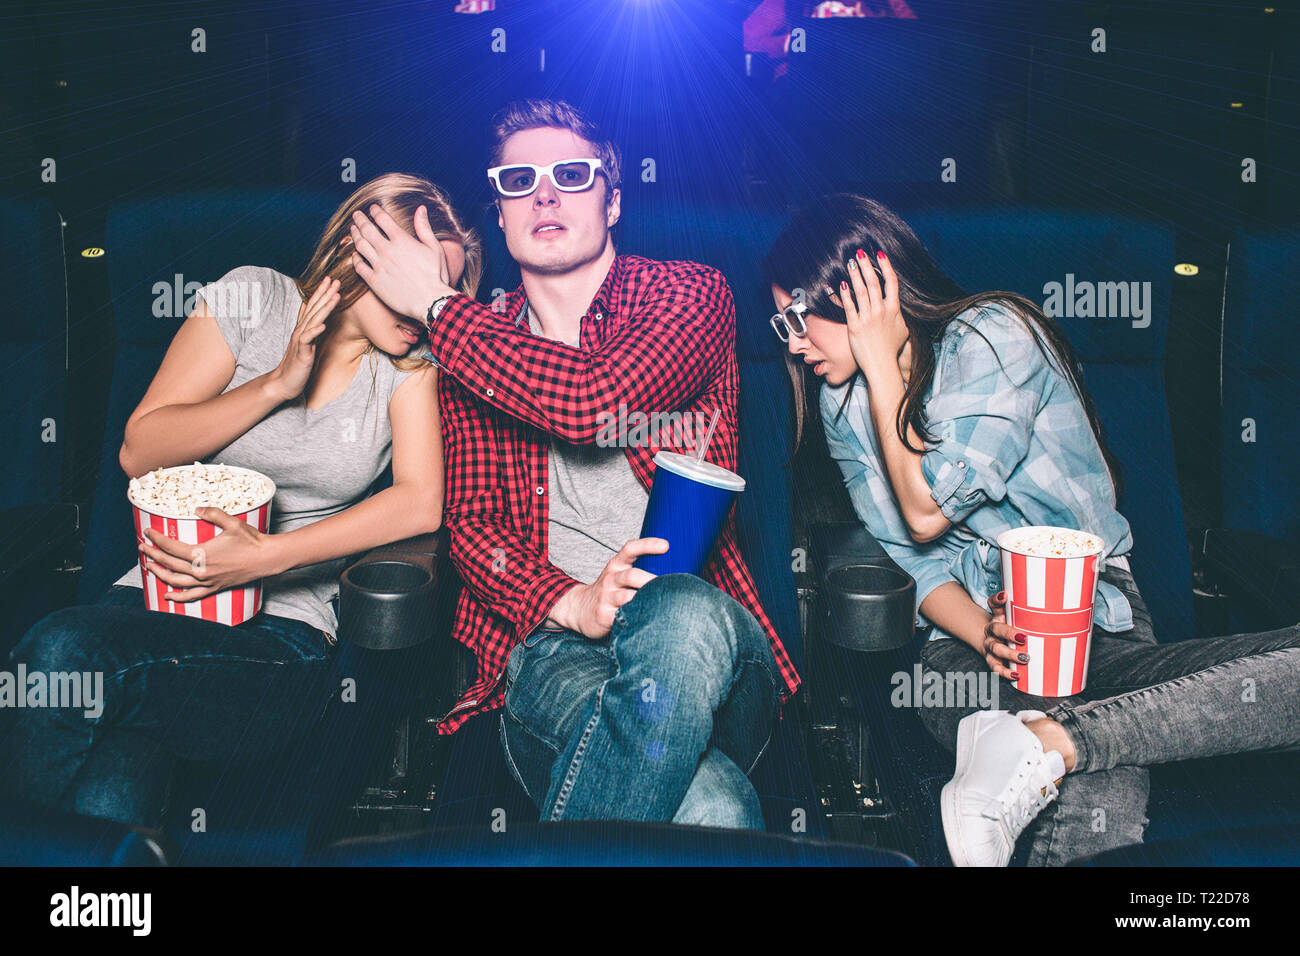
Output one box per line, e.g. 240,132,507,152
842,248,909,381
139,508,280,602
983,590,1025,682
269,277,339,403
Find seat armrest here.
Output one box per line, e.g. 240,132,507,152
336,528,450,651
1198,528,1300,629
807,521,916,653
348,530,446,564
807,520,893,577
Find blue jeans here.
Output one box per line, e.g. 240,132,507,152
0,585,337,828
919,566,1300,865
499,574,782,829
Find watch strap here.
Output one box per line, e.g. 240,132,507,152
426,293,455,325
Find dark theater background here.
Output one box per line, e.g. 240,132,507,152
1,0,1299,876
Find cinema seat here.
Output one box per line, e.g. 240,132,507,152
1220,228,1300,545
310,819,911,866
79,189,343,604
1128,226,1300,852
423,200,828,844
1206,228,1300,631
618,201,825,838
0,797,166,866
1081,822,1300,867
68,189,423,864
0,196,79,646
815,209,1299,862
908,208,1193,643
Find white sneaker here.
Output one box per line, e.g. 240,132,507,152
940,710,1064,867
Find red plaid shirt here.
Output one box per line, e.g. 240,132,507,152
425,253,801,735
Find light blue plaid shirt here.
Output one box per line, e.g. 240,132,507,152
821,302,1134,638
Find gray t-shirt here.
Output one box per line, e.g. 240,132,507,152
115,265,422,637
526,304,648,584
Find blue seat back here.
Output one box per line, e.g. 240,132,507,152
621,202,804,670
0,197,68,509
79,190,343,603
908,210,1192,641
1221,229,1300,544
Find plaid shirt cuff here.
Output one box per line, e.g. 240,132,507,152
426,293,494,374
515,567,582,644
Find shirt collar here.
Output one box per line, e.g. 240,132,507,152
511,254,624,329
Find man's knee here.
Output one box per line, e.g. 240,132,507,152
618,574,766,688
672,748,765,830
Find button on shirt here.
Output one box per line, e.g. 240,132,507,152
821,302,1135,638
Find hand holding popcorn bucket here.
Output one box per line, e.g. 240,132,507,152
128,463,276,625
996,526,1105,697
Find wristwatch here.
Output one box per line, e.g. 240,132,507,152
426,293,456,326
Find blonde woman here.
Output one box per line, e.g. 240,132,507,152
1,174,480,827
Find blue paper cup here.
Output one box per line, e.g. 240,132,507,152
634,451,746,576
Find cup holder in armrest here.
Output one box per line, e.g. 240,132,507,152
338,559,436,651
822,563,916,653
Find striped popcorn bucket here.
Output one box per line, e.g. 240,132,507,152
130,471,275,626
996,526,1105,697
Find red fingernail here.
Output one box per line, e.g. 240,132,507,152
995,591,1006,603
877,250,886,260
856,248,867,259
1015,633,1027,645
840,281,848,290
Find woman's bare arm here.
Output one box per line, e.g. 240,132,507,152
919,581,991,653
864,364,950,543
262,364,444,574
119,300,295,477
920,581,1021,681
840,252,949,543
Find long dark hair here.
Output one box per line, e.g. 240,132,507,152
760,194,1123,495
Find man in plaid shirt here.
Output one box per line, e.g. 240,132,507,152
348,99,799,827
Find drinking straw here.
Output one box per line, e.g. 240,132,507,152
696,407,722,462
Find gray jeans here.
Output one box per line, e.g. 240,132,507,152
919,566,1300,866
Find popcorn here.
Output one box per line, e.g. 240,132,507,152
127,462,275,519
998,526,1102,558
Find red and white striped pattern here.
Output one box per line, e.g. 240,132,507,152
1000,548,1101,697
132,502,272,625
454,0,495,13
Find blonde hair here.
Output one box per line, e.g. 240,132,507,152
294,172,483,373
